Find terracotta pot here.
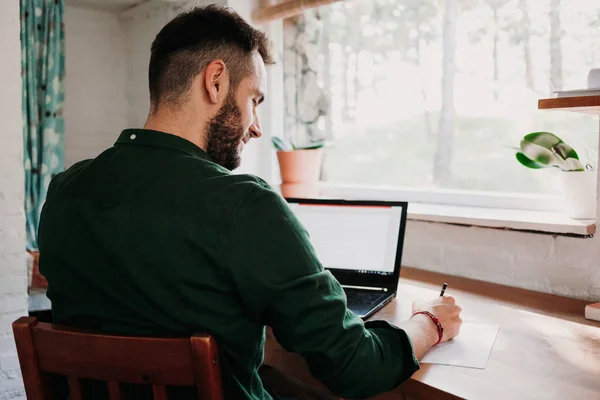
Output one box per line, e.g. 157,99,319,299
276,148,324,184
276,148,324,198
28,250,48,289
280,183,321,198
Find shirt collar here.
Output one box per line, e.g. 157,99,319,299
115,129,212,161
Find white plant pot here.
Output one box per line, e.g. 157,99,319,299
560,170,597,219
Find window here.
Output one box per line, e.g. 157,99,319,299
283,0,600,203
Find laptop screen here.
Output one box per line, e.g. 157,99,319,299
287,201,405,277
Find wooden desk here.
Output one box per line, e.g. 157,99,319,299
264,268,600,400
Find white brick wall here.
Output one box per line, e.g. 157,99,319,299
403,217,600,301
0,0,28,398
121,3,176,129
64,6,128,167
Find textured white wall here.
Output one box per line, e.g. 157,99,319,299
403,218,600,301
0,0,28,399
64,6,128,167
121,3,175,129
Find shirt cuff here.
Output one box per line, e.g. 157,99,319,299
365,319,421,384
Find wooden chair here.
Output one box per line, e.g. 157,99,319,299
12,317,223,400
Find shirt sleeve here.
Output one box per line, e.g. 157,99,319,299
226,184,419,399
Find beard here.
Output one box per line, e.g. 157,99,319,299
205,93,246,171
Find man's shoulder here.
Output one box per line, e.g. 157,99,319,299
223,175,294,223
208,173,280,210
219,173,272,193
47,159,93,197
65,159,93,176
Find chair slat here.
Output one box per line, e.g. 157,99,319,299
108,381,122,400
191,335,224,400
67,376,84,400
152,385,168,400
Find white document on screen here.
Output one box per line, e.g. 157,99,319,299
289,204,402,272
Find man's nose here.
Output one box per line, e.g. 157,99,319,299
249,115,263,139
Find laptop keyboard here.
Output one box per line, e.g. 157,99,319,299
345,288,387,307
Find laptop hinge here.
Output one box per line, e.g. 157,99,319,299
341,285,388,292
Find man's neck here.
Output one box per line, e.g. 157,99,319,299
144,111,207,151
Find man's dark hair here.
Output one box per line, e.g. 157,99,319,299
148,5,275,111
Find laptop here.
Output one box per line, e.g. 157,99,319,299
286,198,408,319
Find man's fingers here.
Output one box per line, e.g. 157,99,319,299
442,295,455,305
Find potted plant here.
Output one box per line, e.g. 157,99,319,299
272,137,325,198
516,131,597,219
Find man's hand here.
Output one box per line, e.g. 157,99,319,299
412,295,462,344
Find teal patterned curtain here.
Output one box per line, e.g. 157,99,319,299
20,0,65,250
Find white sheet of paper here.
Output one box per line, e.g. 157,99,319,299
420,323,499,369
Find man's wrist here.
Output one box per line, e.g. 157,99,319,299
411,313,440,348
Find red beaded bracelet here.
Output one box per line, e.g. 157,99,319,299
412,311,444,346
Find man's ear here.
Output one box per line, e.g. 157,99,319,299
204,59,229,105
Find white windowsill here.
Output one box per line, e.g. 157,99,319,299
407,203,595,236
305,183,597,236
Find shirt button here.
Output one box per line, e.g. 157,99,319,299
130,134,136,140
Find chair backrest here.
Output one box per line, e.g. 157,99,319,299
12,317,223,400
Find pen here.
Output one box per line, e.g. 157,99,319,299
440,282,448,297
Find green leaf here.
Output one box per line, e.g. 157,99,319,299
517,132,584,171
271,137,293,151
518,131,584,171
553,142,579,161
562,158,585,172
520,140,553,166
295,143,324,150
294,139,326,150
516,152,546,169
523,132,562,149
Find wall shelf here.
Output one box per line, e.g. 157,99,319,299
538,95,600,115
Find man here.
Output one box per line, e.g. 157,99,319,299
39,5,462,400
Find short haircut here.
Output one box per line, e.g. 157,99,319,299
148,5,275,111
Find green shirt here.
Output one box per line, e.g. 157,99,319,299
39,129,419,399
